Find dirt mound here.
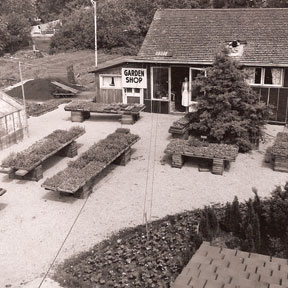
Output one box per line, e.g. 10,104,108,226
6,78,79,101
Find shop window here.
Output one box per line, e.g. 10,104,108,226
124,88,141,96
100,75,122,89
152,67,169,100
245,67,282,86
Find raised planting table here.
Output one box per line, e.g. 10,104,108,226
0,127,85,181
64,101,146,124
42,128,140,198
269,132,288,172
165,139,239,175
168,115,190,140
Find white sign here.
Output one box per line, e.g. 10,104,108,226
122,68,147,88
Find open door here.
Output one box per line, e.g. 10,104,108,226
189,68,205,111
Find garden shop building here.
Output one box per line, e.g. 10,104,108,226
0,91,27,151
90,8,288,122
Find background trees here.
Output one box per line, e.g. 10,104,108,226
0,0,287,55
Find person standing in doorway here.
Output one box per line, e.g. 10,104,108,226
181,77,189,112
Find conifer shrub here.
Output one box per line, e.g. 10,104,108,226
190,49,271,152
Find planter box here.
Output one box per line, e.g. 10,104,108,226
65,102,145,125
3,131,84,182
42,137,139,198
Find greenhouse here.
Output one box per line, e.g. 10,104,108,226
0,90,26,150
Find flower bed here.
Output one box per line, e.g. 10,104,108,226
165,138,238,160
26,99,71,117
1,126,85,170
65,101,145,114
42,130,139,193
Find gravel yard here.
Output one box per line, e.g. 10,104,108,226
0,106,287,287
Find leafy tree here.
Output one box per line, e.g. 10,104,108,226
0,0,36,22
4,13,31,53
190,49,271,152
50,8,94,53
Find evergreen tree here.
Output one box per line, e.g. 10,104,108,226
244,224,255,252
190,49,271,152
243,199,261,252
230,196,242,234
223,202,232,232
199,206,219,241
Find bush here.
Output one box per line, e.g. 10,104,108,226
190,49,271,152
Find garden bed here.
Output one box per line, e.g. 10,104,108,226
26,99,71,117
0,126,85,181
165,138,238,175
53,211,201,288
269,132,288,172
52,184,288,288
64,101,146,124
42,129,140,197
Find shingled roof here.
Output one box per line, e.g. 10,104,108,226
137,8,288,66
172,242,288,288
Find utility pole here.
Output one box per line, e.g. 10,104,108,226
91,0,97,67
18,61,29,137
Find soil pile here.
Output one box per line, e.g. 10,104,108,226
7,79,57,101
6,78,80,102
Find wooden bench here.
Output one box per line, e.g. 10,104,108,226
2,133,84,182
171,153,232,175
65,102,145,125
165,140,238,175
42,138,139,198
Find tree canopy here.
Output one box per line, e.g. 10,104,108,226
0,0,288,55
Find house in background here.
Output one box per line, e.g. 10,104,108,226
0,91,27,151
31,20,61,53
90,8,288,122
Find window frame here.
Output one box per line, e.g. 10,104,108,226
248,67,283,87
151,66,170,101
99,74,122,90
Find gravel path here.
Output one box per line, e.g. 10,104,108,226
0,106,286,288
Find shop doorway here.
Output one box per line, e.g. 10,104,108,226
171,67,189,112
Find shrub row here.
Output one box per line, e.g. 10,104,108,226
165,139,238,160
43,130,139,192
1,126,85,170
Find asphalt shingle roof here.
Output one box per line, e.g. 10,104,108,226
172,242,288,288
137,8,288,66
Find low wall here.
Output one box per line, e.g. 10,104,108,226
0,129,25,151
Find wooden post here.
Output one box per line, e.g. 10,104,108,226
171,154,184,168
